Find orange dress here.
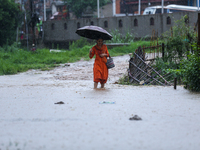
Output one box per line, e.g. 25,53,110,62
89,44,109,84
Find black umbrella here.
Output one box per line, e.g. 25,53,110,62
76,25,112,40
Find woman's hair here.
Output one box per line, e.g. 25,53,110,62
96,36,103,41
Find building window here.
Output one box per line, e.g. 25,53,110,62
51,23,55,30
77,22,80,28
104,21,108,28
64,23,67,29
134,19,138,26
150,17,154,26
119,19,123,28
167,16,171,25
90,21,94,25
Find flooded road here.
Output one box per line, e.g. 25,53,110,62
0,55,200,150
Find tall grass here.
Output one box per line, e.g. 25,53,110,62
106,29,135,43
0,36,151,75
0,42,93,75
108,41,150,56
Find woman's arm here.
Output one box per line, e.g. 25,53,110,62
89,48,95,58
99,53,108,57
99,45,109,57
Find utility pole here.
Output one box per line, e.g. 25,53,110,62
44,0,46,21
113,0,116,16
138,0,141,15
30,0,36,45
162,0,164,14
97,0,99,18
25,10,29,50
29,0,39,47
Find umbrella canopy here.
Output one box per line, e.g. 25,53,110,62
76,25,112,40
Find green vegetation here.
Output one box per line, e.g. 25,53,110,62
1,16,199,92
106,29,135,43
0,0,21,46
108,41,150,57
162,15,197,62
0,44,88,75
116,15,200,92
180,46,200,92
154,15,200,92
0,36,150,75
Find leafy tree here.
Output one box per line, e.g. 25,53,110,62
64,0,111,18
180,44,200,92
160,15,200,91
0,0,21,47
162,15,197,63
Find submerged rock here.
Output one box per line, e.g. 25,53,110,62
129,115,142,120
54,101,65,104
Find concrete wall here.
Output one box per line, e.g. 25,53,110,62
93,2,113,18
43,12,198,48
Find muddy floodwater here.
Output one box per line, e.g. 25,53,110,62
0,55,200,150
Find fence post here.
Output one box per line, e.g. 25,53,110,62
174,77,177,90
143,45,145,59
162,43,165,61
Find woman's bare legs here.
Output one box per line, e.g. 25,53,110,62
94,82,98,89
94,82,105,89
101,83,105,88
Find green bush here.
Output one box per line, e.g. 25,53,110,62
69,37,92,50
108,41,151,57
0,1,21,47
180,54,200,92
107,29,135,43
145,15,199,89
162,15,197,63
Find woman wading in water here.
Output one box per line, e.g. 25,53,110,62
89,38,109,89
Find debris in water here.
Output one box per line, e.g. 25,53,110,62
99,101,115,104
129,115,142,120
54,101,65,104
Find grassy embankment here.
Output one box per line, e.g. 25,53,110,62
0,39,152,75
